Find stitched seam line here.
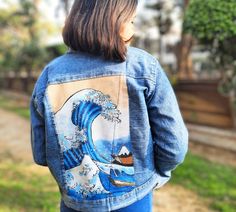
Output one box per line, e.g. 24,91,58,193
146,65,159,106
45,88,66,190
48,73,156,85
33,96,44,119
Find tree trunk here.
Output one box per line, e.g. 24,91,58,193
176,34,195,79
176,0,195,80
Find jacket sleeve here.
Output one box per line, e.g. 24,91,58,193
29,70,48,166
147,60,189,178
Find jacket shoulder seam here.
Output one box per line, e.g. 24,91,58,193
145,62,160,105
125,74,156,84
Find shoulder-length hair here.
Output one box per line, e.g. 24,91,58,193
62,0,138,62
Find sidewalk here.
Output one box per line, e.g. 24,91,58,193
187,123,236,152
0,107,33,163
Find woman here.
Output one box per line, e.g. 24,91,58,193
29,0,189,211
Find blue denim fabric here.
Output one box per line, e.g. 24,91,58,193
29,46,188,212
60,192,153,212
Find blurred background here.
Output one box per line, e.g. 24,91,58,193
0,0,235,211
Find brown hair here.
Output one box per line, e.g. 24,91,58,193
62,0,138,62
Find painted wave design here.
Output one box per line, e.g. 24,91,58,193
63,148,84,170
72,101,108,164
56,89,135,198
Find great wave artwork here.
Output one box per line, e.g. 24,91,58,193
52,85,135,200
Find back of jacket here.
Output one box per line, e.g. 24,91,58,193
30,46,188,211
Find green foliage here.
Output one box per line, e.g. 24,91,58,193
0,5,21,73
184,0,236,42
171,152,236,212
15,40,48,74
0,0,50,76
46,44,68,58
183,0,236,65
183,0,236,103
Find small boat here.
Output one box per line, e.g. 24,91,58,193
109,169,135,187
99,169,135,191
111,146,133,166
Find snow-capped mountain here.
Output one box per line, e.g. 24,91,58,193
118,146,130,156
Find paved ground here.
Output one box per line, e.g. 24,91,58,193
187,123,236,152
0,108,33,163
0,107,213,212
154,184,213,212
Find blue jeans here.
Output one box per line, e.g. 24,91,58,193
60,192,153,212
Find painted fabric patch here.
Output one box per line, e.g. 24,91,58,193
47,75,135,200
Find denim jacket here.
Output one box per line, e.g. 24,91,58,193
29,46,188,211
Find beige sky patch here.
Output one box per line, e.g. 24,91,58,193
46,75,129,115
